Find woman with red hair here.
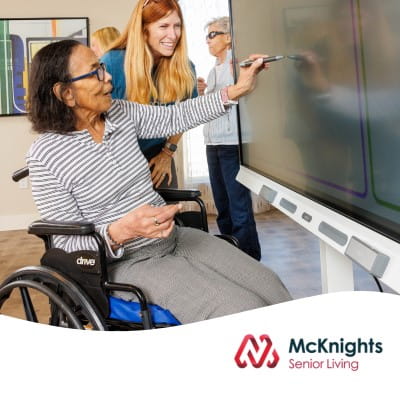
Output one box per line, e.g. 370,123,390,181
102,0,197,188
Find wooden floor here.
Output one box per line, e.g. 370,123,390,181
0,207,386,322
0,228,47,321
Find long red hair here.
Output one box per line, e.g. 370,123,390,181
110,0,195,103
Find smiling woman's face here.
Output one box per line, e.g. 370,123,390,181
145,10,182,62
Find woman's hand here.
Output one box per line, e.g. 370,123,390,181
197,77,207,96
227,54,270,100
149,151,173,188
109,203,182,245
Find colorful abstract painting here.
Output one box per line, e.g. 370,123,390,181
0,18,88,116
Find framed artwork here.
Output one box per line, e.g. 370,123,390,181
0,17,89,116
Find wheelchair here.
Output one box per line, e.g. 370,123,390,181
0,167,238,330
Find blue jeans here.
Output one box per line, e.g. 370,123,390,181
206,145,261,260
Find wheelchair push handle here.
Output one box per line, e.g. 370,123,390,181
12,166,29,182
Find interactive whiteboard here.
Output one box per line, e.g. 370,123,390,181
230,0,400,293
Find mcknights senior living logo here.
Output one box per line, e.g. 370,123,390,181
234,335,383,372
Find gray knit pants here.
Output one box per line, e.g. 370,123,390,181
108,227,292,324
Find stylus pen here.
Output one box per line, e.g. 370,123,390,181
287,54,306,61
239,55,285,67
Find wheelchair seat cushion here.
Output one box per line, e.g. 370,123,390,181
109,296,181,326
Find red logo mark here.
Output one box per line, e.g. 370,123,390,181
235,334,280,368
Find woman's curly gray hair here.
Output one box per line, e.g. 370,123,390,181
205,16,230,34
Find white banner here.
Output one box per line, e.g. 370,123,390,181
0,291,397,399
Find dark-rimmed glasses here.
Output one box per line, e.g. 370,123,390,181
67,63,106,83
206,31,227,40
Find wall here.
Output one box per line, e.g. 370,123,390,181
0,0,136,230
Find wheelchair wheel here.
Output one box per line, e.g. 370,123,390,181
0,266,108,330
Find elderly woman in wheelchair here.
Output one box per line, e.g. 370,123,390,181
0,40,291,329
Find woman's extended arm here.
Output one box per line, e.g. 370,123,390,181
128,55,267,139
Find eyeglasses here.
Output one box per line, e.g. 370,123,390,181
67,63,106,83
206,31,227,40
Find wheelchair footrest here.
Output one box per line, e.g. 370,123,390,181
108,296,181,326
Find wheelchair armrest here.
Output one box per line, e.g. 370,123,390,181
12,166,29,182
157,188,201,202
28,220,95,236
158,188,209,232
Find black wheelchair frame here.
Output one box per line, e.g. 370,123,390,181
0,167,238,330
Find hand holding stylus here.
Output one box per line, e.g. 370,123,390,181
229,54,271,100
239,55,285,67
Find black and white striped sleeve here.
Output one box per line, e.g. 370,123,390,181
125,91,227,139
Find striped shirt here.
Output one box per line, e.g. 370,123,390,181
27,93,226,259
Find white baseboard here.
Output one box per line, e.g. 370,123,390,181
0,213,40,231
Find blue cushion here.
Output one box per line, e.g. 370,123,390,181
108,296,181,325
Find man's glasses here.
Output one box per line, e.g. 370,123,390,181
67,63,106,83
206,31,227,40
